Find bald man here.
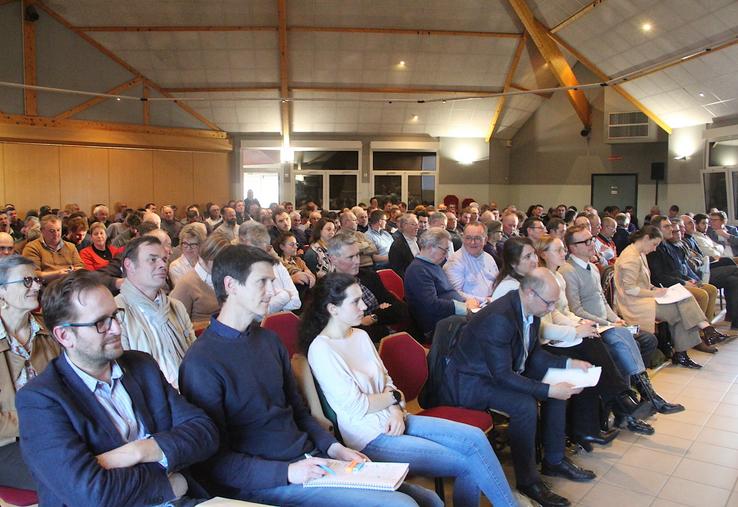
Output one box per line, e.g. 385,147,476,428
440,268,595,507
0,232,14,256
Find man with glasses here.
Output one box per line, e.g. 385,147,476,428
522,217,546,242
560,224,684,418
115,236,196,389
444,222,499,305
440,268,595,507
0,232,14,257
16,270,218,507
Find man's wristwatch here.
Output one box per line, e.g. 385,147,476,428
390,389,402,405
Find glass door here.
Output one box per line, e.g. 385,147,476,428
295,174,324,209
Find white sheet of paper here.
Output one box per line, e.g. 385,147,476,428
198,499,276,506
654,283,692,305
541,366,602,388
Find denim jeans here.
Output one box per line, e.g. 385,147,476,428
246,480,442,507
362,415,517,507
601,326,646,377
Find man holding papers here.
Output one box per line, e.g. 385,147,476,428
439,268,595,507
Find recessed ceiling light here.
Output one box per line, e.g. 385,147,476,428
698,92,705,97
641,22,652,32
116,97,121,101
410,115,419,122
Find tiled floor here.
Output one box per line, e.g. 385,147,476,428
411,332,738,506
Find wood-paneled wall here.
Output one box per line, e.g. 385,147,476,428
0,142,231,216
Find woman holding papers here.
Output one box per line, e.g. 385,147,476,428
534,235,657,444
614,226,723,369
301,273,519,507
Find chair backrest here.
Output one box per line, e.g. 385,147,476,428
290,354,333,433
377,268,404,300
262,311,300,357
378,332,428,402
0,487,38,506
601,265,616,308
461,198,475,209
442,194,459,208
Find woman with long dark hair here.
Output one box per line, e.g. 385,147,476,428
300,273,519,507
491,236,538,300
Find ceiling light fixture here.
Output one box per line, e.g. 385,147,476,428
399,60,406,67
116,97,121,101
641,22,652,32
410,114,419,122
698,92,705,97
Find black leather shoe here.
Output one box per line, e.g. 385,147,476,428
702,326,727,345
578,428,620,445
542,456,597,482
518,481,571,507
695,342,718,353
616,414,655,435
614,390,640,414
652,394,685,414
672,351,703,369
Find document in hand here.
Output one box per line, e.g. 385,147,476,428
304,461,410,491
654,283,692,305
541,366,602,388
197,498,276,506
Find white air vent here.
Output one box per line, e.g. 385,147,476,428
608,112,650,139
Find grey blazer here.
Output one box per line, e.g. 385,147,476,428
559,257,619,325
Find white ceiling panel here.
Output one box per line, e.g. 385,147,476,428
44,0,277,26
286,0,520,33
529,0,589,30
172,91,281,132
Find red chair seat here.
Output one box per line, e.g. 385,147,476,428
0,487,38,506
418,406,493,432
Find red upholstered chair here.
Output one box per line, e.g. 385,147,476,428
442,194,459,209
378,332,493,433
377,268,404,301
262,311,300,358
461,198,475,209
0,487,38,506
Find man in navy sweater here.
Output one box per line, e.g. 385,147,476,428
179,245,440,507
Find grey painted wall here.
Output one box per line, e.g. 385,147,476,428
0,2,23,114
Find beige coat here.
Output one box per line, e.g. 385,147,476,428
0,317,60,444
613,244,656,333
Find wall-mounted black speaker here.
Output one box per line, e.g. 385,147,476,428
651,162,665,181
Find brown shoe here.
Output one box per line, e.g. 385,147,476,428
694,342,718,354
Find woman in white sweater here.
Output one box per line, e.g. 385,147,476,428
301,273,518,507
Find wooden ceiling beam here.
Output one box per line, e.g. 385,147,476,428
486,35,526,141
292,85,503,95
22,0,37,115
35,1,223,131
550,0,605,34
507,0,590,128
161,85,279,94
54,76,142,119
142,85,150,125
548,31,672,134
278,0,290,146
78,25,276,32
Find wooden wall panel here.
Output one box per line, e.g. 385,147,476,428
193,152,231,208
153,150,194,212
109,149,154,210
59,146,110,215
4,143,60,213
0,144,5,206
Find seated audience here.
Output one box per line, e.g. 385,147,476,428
491,237,538,301
327,231,408,342
17,270,218,506
593,216,618,266
388,213,420,278
171,233,231,329
365,210,393,268
439,268,595,507
205,203,222,229
170,223,206,286
160,205,182,247
238,222,301,313
0,256,60,491
614,226,724,369
500,210,519,241
22,214,84,281
339,210,378,269
302,272,518,507
65,216,91,251
0,211,10,236
404,228,478,340
273,231,316,299
444,221,499,305
179,245,439,507
116,236,196,387
109,211,141,247
647,216,719,348
351,206,370,233
0,232,14,257
546,217,566,240
213,207,238,242
521,217,545,242
79,222,123,271
271,209,304,246
707,211,738,257
304,218,336,278
445,212,463,250
560,225,682,414
429,211,454,259
612,213,631,255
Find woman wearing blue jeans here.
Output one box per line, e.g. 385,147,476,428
301,272,518,507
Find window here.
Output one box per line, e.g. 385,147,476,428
703,171,728,215
709,141,738,167
243,172,279,206
372,150,437,208
293,150,359,210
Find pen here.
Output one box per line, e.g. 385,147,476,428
304,453,336,475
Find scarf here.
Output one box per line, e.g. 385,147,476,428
117,280,194,388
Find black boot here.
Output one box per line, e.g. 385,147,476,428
672,350,702,369
632,372,685,414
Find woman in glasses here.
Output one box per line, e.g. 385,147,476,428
0,255,60,491
169,224,206,286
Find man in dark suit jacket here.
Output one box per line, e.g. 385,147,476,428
708,210,738,253
328,231,409,341
388,213,419,278
16,271,218,507
440,268,595,507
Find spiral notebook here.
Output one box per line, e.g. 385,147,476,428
303,461,410,491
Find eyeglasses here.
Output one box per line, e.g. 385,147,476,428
570,237,593,246
531,289,557,309
0,276,43,288
283,241,298,247
0,246,14,254
59,308,125,334
181,241,200,249
463,236,485,242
